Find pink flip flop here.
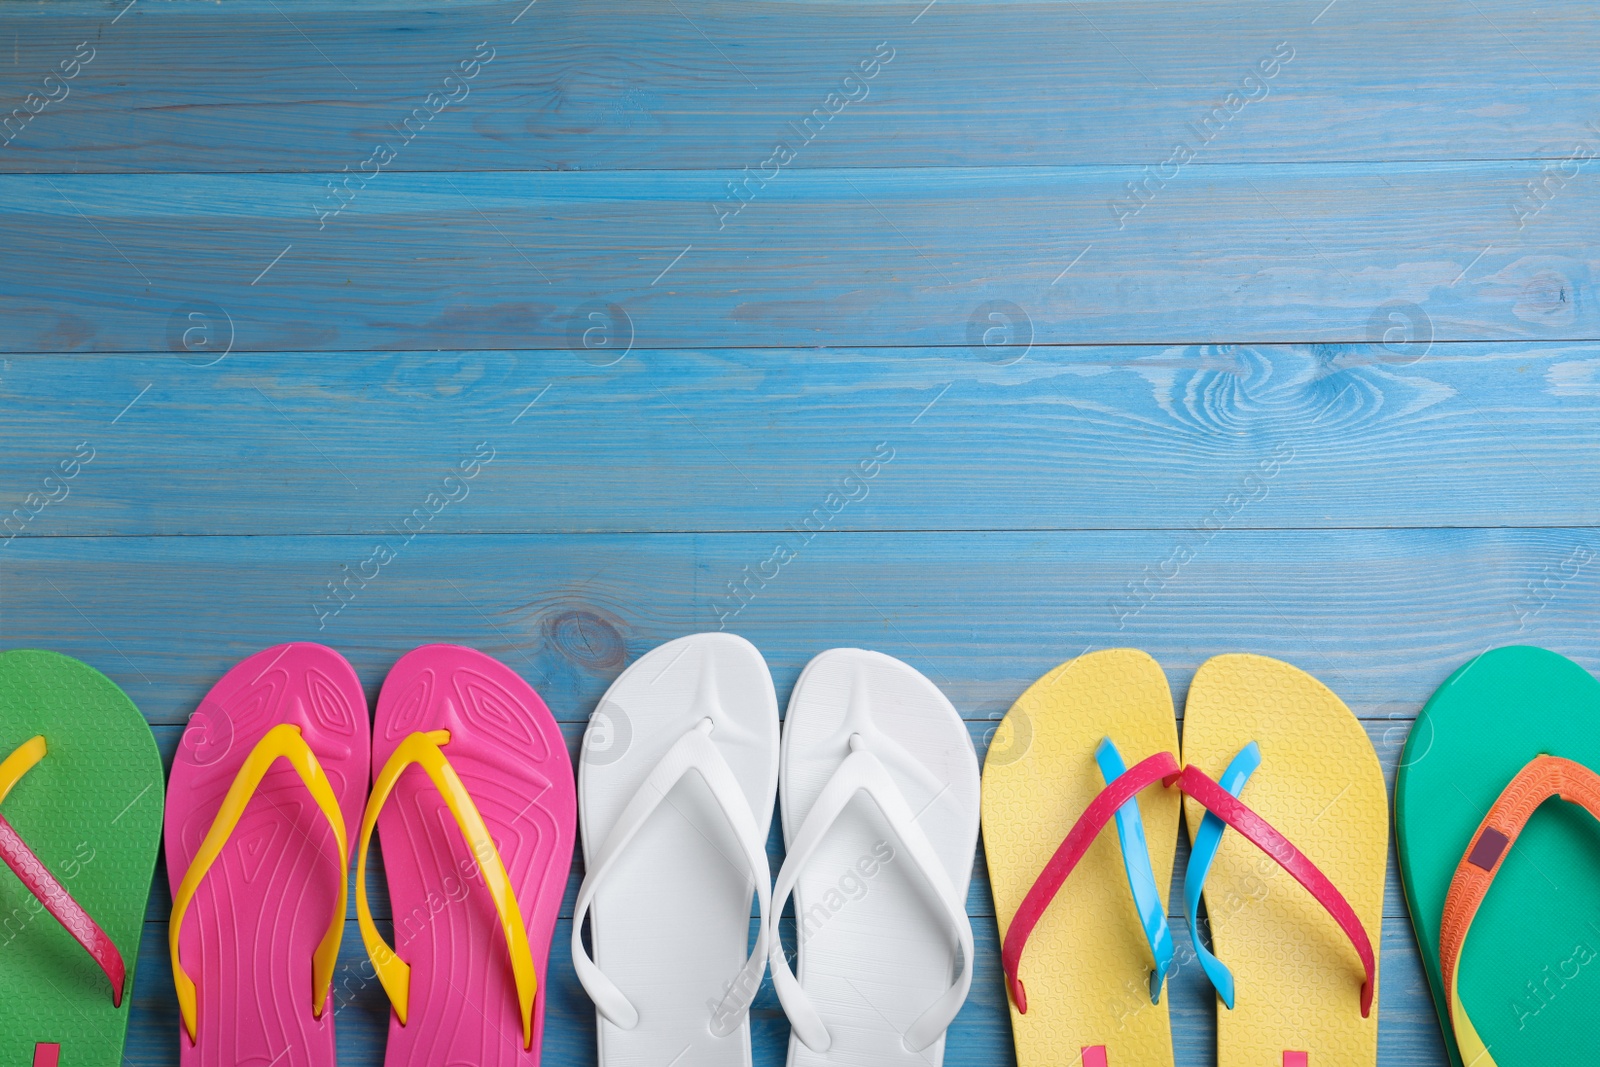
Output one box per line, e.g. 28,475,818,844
355,644,576,1065
165,642,370,1067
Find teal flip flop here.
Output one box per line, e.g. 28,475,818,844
1396,645,1600,1067
0,649,165,1065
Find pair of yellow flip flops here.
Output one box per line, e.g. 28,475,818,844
983,650,1388,1067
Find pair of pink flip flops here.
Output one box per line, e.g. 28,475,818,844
164,642,576,1066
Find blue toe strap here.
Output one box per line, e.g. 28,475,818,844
1182,741,1261,1009
1094,737,1175,1004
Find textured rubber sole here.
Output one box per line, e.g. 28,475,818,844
165,643,369,1067
0,649,163,1066
1182,653,1386,1067
982,649,1181,1067
1396,645,1600,1067
372,644,576,1066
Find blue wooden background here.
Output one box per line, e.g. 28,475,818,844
5,0,1600,1063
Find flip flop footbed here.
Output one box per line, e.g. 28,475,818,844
0,649,164,1065
578,632,779,1067
165,643,369,1067
372,644,576,1066
779,648,979,1067
982,649,1181,1067
1182,653,1386,1067
1395,645,1600,1067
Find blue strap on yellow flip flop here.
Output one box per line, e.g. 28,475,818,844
1095,737,1175,1002
1180,741,1261,1008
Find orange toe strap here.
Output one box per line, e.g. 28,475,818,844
1438,754,1600,1067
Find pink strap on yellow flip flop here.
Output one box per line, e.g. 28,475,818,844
169,723,350,1045
355,730,539,1051
1437,755,1600,1067
0,736,126,1007
1169,764,1376,1018
1000,750,1180,1013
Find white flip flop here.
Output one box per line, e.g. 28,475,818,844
769,649,980,1067
573,632,780,1067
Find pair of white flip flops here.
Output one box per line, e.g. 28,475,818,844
572,633,981,1067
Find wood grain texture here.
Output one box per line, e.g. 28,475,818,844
6,529,1596,728
2,0,1596,173
0,161,1594,352
7,345,1600,535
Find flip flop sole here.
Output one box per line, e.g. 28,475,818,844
0,649,163,1066
165,643,369,1067
1396,645,1600,1067
578,632,779,1067
982,649,1180,1067
1183,653,1386,1067
780,648,980,1067
372,644,576,1066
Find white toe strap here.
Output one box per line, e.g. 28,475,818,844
573,717,773,1035
769,734,974,1054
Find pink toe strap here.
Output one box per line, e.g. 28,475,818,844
0,812,125,1007
1000,751,1180,1013
1168,764,1374,1018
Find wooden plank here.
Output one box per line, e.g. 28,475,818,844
2,0,1595,173
4,528,1592,725
7,345,1600,536
0,161,1594,352
120,916,1450,1066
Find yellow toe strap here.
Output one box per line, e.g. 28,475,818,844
356,730,538,1050
0,735,47,803
169,723,350,1045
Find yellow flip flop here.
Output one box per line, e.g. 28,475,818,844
1178,653,1387,1067
982,649,1182,1067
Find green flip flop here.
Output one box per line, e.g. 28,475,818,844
0,649,165,1065
1396,645,1600,1067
